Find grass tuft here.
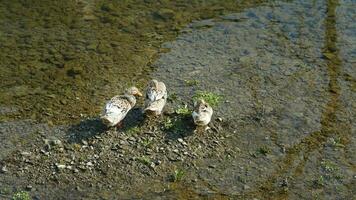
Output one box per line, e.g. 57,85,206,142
175,105,191,116
193,91,222,107
184,79,199,86
172,169,185,182
137,156,151,166
12,191,31,200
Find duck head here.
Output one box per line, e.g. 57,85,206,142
125,86,143,97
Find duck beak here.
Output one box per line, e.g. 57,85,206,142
136,91,143,97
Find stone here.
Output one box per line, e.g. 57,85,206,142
21,151,31,156
243,185,250,190
155,9,175,21
55,163,66,170
1,165,8,173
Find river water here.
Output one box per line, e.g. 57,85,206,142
0,0,355,199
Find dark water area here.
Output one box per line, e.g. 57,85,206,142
0,0,355,199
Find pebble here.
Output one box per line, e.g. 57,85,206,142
243,185,250,190
53,139,62,146
173,149,179,154
21,151,31,156
40,149,50,155
55,164,66,170
86,162,93,167
177,138,188,146
1,165,8,173
149,162,156,169
208,165,216,169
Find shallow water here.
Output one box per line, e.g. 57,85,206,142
152,0,355,198
0,0,355,199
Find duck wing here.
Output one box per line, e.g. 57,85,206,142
146,81,167,102
103,96,131,119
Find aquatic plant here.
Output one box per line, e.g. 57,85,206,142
321,160,339,173
12,191,31,200
163,117,174,130
168,92,178,102
313,175,325,187
175,105,191,116
141,138,152,148
258,146,271,156
137,156,151,166
126,126,140,136
193,91,222,107
184,79,199,86
329,137,345,148
172,169,185,182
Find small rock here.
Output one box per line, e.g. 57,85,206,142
40,149,49,155
177,138,188,146
149,162,156,169
86,162,93,167
26,185,33,190
21,151,31,156
53,139,62,146
281,178,288,187
208,165,216,169
155,8,175,20
44,138,63,149
217,117,223,122
55,163,66,170
81,140,88,146
243,185,250,190
1,165,8,173
173,149,179,154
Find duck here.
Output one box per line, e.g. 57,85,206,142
192,99,213,127
144,79,167,116
101,86,142,127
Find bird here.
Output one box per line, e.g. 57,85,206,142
144,79,167,116
101,86,142,127
192,99,213,127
